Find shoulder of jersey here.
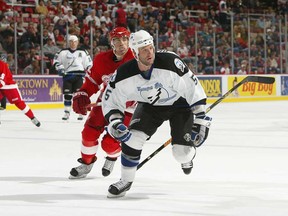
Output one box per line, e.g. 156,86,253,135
94,50,113,61
154,50,188,74
154,50,179,67
114,59,138,83
77,48,90,54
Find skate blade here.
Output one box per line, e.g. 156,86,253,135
68,174,87,180
107,191,126,198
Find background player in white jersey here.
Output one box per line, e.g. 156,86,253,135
102,30,212,198
53,35,92,121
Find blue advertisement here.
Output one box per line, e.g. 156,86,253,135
281,76,288,95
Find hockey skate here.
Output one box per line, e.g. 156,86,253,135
77,114,83,121
69,157,96,179
107,179,133,198
181,160,193,175
31,117,41,127
62,110,70,121
102,157,117,177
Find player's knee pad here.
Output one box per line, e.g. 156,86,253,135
125,130,148,150
101,133,121,156
64,94,72,101
121,142,141,168
120,130,148,167
64,94,72,106
172,144,196,163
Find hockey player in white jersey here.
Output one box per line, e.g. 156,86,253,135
53,35,92,121
102,30,212,198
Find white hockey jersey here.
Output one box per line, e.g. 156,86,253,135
102,51,207,121
53,48,92,74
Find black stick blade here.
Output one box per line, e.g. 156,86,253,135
247,76,275,84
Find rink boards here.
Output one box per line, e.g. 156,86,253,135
5,75,288,110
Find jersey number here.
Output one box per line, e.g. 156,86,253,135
104,89,112,100
191,74,198,85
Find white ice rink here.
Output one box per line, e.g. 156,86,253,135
0,101,288,216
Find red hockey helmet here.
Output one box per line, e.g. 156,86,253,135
109,27,130,40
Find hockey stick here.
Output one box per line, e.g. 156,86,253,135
137,76,275,170
64,72,86,76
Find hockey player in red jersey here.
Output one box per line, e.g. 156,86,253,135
69,27,135,178
0,55,41,127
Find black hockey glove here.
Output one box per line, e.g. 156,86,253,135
191,113,212,147
107,119,131,143
58,68,65,76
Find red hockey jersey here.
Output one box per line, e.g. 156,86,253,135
81,48,134,98
0,60,16,88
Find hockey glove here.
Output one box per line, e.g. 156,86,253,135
72,91,91,115
191,113,212,147
107,119,131,142
58,68,65,76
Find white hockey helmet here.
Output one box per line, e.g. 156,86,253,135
129,30,154,60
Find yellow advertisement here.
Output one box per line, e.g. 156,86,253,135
228,76,276,97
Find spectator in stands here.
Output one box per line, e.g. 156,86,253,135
0,0,11,14
100,11,113,30
22,58,41,75
198,49,214,74
85,9,101,28
79,36,91,53
42,28,51,45
267,52,279,73
177,7,190,27
76,9,86,25
131,0,142,14
54,18,67,36
53,28,65,47
208,6,220,26
220,61,231,74
0,15,12,32
36,0,49,16
6,53,15,72
2,35,14,54
114,3,127,27
47,0,57,16
70,0,80,14
255,16,265,32
63,8,78,25
43,37,60,58
218,0,230,32
19,24,40,51
85,1,97,15
173,0,185,9
55,2,63,15
237,62,248,75
16,21,27,37
47,24,56,44
99,22,109,35
177,41,190,58
61,0,72,15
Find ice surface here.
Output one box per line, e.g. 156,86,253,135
0,101,288,216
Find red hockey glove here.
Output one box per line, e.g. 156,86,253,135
72,91,91,115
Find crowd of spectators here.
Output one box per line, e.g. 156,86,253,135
0,0,285,74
